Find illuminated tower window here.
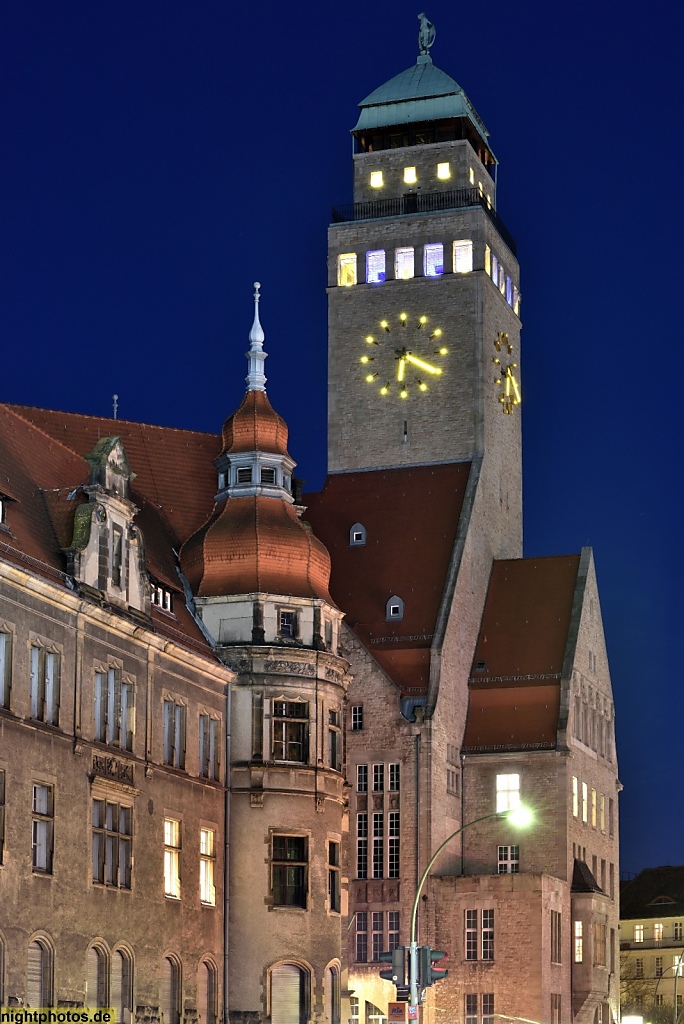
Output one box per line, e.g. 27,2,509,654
370,171,384,189
485,245,491,275
338,253,357,287
469,167,475,185
423,243,443,277
437,162,451,180
453,240,473,274
403,166,417,185
394,247,414,280
366,250,386,284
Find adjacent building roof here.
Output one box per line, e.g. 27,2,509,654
354,56,489,136
463,555,581,751
621,866,684,920
303,462,472,694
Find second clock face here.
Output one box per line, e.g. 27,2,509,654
359,312,448,400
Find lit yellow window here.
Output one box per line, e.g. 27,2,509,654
395,247,414,280
469,168,475,185
337,254,357,287
453,240,473,274
484,245,491,276
478,181,484,197
403,167,417,185
370,171,384,189
437,162,451,180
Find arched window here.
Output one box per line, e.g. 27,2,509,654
270,963,308,1024
386,595,404,621
349,524,366,547
197,961,217,1024
324,966,340,1024
27,939,52,1007
86,945,108,1008
161,956,181,1024
111,949,133,1024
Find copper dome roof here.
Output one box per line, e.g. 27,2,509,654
221,390,290,457
180,494,333,602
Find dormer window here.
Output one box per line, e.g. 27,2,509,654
237,468,253,484
151,584,173,613
386,595,404,621
350,523,367,546
261,467,276,484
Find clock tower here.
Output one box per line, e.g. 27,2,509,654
327,33,522,557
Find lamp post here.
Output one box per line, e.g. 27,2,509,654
649,948,684,1024
407,805,533,1007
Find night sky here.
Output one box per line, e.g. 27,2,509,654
1,1,682,875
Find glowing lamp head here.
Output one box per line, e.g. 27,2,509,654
366,335,375,344
505,805,533,828
419,315,427,325
400,312,407,322
360,355,369,364
380,320,389,331
400,389,408,399
380,385,389,396
433,328,442,337
419,382,428,392
366,373,378,383
439,347,448,356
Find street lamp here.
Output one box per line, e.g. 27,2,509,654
407,806,534,1006
649,949,684,1024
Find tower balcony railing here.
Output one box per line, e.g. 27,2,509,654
331,187,517,256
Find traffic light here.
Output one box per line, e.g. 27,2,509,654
379,946,406,985
418,946,449,987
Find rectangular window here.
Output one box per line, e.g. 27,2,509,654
491,254,498,282
32,783,54,873
634,958,644,978
272,701,308,762
112,524,123,588
582,782,588,822
373,764,385,792
356,912,368,963
600,793,606,832
200,828,216,905
496,773,520,812
164,818,181,898
591,788,597,827
447,768,459,795
498,845,520,874
387,911,400,953
465,994,478,1024
388,811,400,879
610,862,615,900
328,840,340,913
30,646,60,725
673,955,684,977
92,799,132,889
372,912,383,962
338,253,357,286
369,171,383,189
572,776,579,817
482,909,494,960
199,714,220,781
675,922,683,941
278,610,296,637
654,922,663,943
506,276,513,305
328,709,341,771
466,910,478,960
351,705,364,731
453,240,474,274
634,924,644,943
272,834,307,908
357,764,368,792
655,957,664,978
372,812,384,879
551,910,562,964
609,797,614,836
483,994,494,1024
395,247,414,280
389,763,400,791
403,166,417,185
163,699,186,768
366,249,386,284
551,994,561,1024
423,243,444,277
437,161,451,180
593,922,607,966
574,920,583,962
236,467,252,483
0,630,11,709
356,813,368,879
469,167,475,185
95,669,134,750
484,245,491,275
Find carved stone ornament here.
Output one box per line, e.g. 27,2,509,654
250,791,264,808
264,659,315,677
92,754,134,785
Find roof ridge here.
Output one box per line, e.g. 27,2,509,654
4,403,220,440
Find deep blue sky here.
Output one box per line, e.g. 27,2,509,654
1,1,682,874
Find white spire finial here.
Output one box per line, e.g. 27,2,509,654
245,281,267,391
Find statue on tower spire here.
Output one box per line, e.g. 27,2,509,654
417,12,436,56
245,281,267,392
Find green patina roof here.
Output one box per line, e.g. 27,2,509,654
354,56,489,138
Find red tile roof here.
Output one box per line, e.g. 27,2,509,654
221,390,290,458
463,555,580,750
304,463,472,694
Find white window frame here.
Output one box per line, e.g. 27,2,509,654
351,704,364,731
30,645,60,725
163,698,187,768
32,783,54,873
423,243,444,277
395,247,415,280
200,827,216,906
338,253,357,287
366,249,386,284
199,714,220,781
164,817,181,898
453,240,474,274
497,845,519,873
92,798,132,889
495,773,520,812
95,668,134,750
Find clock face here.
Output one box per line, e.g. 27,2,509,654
359,312,448,400
493,331,521,414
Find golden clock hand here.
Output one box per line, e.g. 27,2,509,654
511,376,521,403
405,354,442,375
397,357,406,383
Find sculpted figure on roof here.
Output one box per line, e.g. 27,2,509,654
418,12,436,55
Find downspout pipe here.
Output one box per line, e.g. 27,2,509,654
224,681,232,1024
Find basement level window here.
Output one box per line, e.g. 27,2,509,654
237,467,252,484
